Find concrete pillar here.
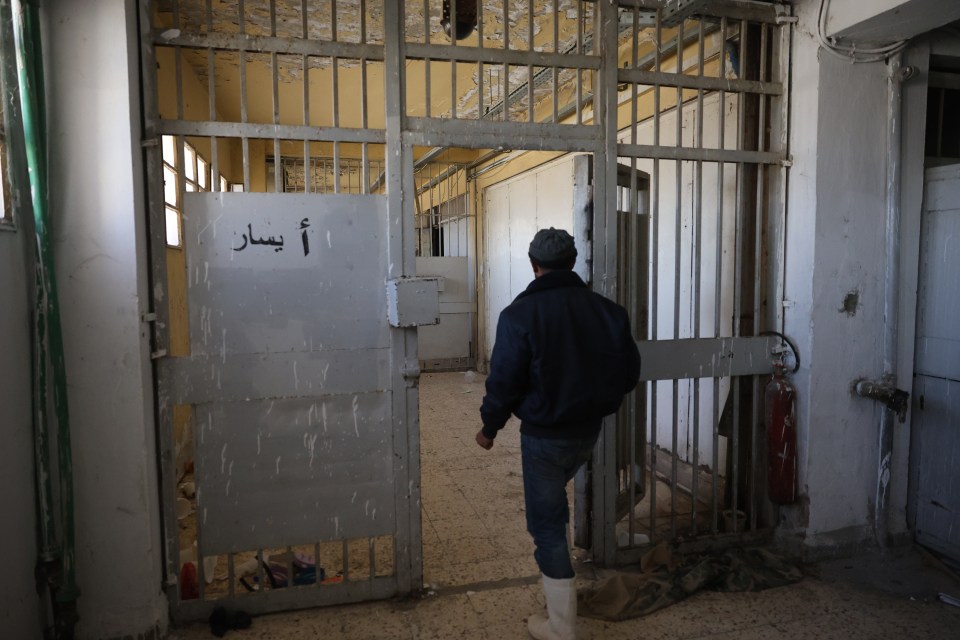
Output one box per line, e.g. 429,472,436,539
45,0,167,637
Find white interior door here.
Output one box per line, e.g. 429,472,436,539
913,164,960,561
481,155,590,366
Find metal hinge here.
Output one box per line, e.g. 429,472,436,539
151,349,168,360
401,360,421,380
141,137,159,148
779,158,794,168
142,312,158,322
776,15,799,25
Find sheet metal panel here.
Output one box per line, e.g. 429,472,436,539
914,376,960,560
637,336,777,381
416,257,472,361
183,193,390,355
179,191,398,555
915,166,960,381
195,390,395,556
386,277,441,327
158,349,391,405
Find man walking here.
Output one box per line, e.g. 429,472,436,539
476,228,641,640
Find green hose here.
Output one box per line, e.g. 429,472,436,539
13,0,79,632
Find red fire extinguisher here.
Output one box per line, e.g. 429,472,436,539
766,361,797,504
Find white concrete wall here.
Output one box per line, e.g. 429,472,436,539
781,0,938,551
781,1,821,538
0,229,43,638
44,0,167,637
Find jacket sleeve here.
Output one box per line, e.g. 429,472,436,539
479,310,531,440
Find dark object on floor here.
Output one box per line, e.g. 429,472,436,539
208,606,253,637
578,545,803,621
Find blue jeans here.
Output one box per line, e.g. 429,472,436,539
521,432,598,580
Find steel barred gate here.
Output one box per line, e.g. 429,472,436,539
139,0,791,618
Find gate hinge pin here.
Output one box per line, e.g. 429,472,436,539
776,16,799,25
151,349,168,360
142,312,158,322
141,137,159,148
779,158,793,168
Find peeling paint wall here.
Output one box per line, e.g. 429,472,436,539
44,0,167,637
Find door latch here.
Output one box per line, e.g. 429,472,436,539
854,378,910,423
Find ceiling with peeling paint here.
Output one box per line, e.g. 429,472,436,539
155,1,613,128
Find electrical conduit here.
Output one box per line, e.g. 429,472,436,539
12,0,79,635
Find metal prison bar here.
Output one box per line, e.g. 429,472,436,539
599,2,790,566
140,0,791,618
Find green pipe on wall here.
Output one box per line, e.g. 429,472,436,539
13,0,79,634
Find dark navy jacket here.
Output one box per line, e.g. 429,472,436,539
480,270,641,440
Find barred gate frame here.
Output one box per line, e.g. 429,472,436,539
138,0,792,617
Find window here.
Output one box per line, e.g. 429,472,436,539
161,135,181,247
162,137,214,247
0,99,12,228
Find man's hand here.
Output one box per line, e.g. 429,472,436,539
475,430,494,450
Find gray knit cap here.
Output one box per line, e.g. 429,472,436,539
528,227,577,268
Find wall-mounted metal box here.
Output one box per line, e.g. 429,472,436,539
386,277,441,327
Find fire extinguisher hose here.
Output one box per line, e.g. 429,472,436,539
760,331,800,373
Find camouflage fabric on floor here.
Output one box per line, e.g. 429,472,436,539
577,546,803,621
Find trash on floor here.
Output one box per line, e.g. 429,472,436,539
577,545,803,621
238,551,327,591
208,605,252,637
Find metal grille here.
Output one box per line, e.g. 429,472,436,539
140,0,418,621
272,156,387,193
415,160,471,258
593,1,791,565
402,0,602,151
140,0,793,616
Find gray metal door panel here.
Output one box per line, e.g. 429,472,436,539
175,192,400,572
158,350,391,405
915,165,960,381
913,164,960,561
914,376,960,559
185,193,390,355
416,256,473,365
196,391,395,556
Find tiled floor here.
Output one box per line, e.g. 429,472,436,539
168,372,960,639
419,371,540,589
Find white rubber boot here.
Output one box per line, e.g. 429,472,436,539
527,575,577,640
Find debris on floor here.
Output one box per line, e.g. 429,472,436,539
940,592,960,607
578,545,802,621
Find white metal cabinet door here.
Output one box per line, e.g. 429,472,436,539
913,164,960,561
